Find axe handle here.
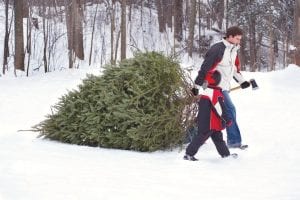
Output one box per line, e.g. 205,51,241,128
229,85,241,92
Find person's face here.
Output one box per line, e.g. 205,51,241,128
227,35,242,45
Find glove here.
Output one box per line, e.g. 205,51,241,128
191,87,199,96
191,80,208,96
221,117,232,129
240,81,250,89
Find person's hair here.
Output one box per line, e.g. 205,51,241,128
226,26,243,38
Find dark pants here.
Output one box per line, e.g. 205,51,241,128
186,130,230,157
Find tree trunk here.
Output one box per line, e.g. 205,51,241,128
295,0,300,65
268,15,275,71
225,0,229,30
65,0,74,68
23,0,29,18
89,2,98,66
120,0,126,60
14,0,25,71
110,2,115,64
3,0,9,74
216,0,224,30
174,0,183,42
26,4,32,76
65,0,84,68
165,0,173,29
42,1,48,72
188,0,196,57
72,0,84,60
155,0,165,33
249,14,256,72
239,35,247,71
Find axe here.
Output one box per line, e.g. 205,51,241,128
230,79,259,92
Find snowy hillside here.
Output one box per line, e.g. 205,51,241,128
0,65,300,200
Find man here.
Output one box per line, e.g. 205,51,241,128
194,26,250,149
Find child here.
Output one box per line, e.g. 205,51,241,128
184,71,236,161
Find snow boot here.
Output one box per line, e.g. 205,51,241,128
228,144,248,150
222,153,238,159
183,154,198,161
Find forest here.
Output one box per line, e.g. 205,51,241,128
1,0,300,77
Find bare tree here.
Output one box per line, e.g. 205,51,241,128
165,0,172,28
155,0,165,33
249,12,257,71
89,2,99,66
14,0,25,72
295,0,300,65
42,0,48,72
65,0,84,69
121,0,126,60
174,0,183,42
268,15,275,71
26,0,33,76
73,0,84,60
188,0,196,57
110,0,116,64
3,0,10,75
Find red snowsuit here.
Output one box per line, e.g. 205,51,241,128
185,86,231,157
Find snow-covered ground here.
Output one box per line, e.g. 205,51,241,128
0,65,300,200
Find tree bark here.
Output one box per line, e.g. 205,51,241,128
65,0,84,68
14,0,25,71
110,2,115,64
65,0,74,68
249,14,256,71
174,0,183,42
42,1,48,72
89,2,98,66
26,3,32,76
216,0,224,30
165,0,173,29
295,0,300,65
3,0,9,74
188,0,196,57
268,15,275,71
72,0,84,60
155,0,165,33
120,0,126,60
239,34,247,71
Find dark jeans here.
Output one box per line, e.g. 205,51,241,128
186,130,230,157
222,90,242,146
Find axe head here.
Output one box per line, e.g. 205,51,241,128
250,79,259,90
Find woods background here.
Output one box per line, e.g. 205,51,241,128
1,0,300,77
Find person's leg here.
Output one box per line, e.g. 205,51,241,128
185,98,212,156
186,131,212,156
222,90,242,146
210,131,230,157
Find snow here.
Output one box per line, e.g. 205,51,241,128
1,64,300,200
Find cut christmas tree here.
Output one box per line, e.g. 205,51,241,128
34,52,195,152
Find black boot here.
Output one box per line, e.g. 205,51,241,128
183,154,198,161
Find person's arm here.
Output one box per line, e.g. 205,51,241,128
233,55,250,89
195,45,221,86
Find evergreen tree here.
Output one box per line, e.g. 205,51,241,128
34,52,194,152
